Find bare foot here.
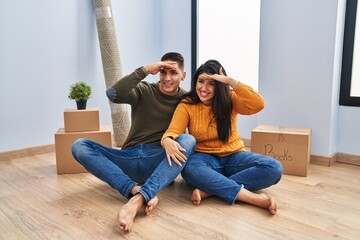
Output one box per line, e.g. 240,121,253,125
191,188,211,205
237,188,278,215
118,194,145,231
130,185,141,195
145,196,159,215
260,193,277,215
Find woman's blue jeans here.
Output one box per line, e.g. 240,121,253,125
71,134,196,203
181,151,283,204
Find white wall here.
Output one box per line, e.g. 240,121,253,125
1,0,359,157
158,0,192,90
1,0,83,152
112,0,163,76
337,107,360,155
258,0,360,157
258,0,342,157
0,0,188,152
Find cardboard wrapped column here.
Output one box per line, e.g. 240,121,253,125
93,0,130,147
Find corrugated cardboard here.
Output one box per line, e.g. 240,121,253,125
64,108,100,132
55,125,112,174
251,125,311,177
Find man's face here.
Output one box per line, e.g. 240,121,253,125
158,61,186,96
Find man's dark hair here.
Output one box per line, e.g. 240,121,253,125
161,52,185,70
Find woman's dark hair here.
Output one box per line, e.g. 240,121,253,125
182,59,232,142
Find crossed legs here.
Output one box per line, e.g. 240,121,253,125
117,134,196,231
182,151,282,215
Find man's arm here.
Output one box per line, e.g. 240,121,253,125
106,67,148,105
106,61,178,104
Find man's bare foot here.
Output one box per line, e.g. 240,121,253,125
145,196,159,215
130,185,141,195
118,194,145,231
191,188,211,205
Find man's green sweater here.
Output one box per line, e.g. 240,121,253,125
108,67,186,149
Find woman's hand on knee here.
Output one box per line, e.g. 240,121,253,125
162,137,187,166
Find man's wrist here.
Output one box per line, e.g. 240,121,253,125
141,66,149,76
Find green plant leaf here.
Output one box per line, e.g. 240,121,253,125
68,81,92,101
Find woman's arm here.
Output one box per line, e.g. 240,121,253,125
231,83,265,115
199,70,264,115
161,103,190,166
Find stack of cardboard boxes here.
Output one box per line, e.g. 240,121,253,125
54,108,112,174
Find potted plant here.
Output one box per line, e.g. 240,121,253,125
68,81,92,110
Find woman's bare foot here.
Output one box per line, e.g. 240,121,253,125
191,188,211,205
118,194,144,231
237,189,278,215
145,196,159,215
259,193,277,215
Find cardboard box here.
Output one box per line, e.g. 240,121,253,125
64,108,100,132
251,125,311,177
55,125,112,174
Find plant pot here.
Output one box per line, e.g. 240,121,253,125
76,100,87,110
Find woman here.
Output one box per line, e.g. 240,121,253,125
161,60,282,215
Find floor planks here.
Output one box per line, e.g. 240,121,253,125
0,152,359,240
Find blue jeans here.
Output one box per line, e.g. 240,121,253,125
71,134,196,203
181,151,283,204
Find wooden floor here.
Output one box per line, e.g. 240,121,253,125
1,152,360,240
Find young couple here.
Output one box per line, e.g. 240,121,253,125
72,52,283,232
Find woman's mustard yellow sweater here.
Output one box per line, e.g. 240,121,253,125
161,83,265,156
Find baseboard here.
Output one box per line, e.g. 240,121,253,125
0,144,55,162
336,152,360,166
243,138,360,167
310,154,337,167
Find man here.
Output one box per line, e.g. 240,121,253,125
72,52,195,231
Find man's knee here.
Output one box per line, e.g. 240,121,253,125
71,138,88,159
176,134,196,152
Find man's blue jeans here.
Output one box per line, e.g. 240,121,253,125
71,134,196,203
181,151,283,204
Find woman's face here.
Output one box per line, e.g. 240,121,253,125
196,74,215,106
